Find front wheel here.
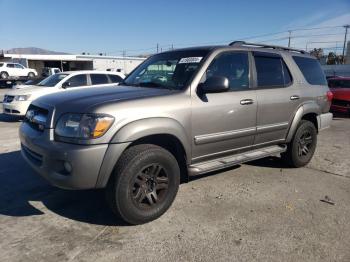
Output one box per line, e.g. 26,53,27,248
0,71,9,79
282,120,317,167
106,144,180,225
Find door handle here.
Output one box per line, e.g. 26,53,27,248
240,99,254,105
290,95,300,100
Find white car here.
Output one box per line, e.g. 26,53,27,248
3,70,125,116
0,62,38,79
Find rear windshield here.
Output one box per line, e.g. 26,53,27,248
292,56,327,85
328,79,350,88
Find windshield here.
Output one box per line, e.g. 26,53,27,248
123,50,210,90
37,73,69,87
328,79,350,88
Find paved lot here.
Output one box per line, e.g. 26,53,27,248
0,88,349,262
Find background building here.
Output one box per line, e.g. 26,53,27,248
0,53,145,75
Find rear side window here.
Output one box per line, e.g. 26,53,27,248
292,56,327,85
0,63,3,67
254,55,292,87
108,74,123,83
66,74,87,87
6,64,15,68
91,74,109,85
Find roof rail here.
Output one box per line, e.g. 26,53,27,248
229,41,307,54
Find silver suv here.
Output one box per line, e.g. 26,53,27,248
19,42,333,224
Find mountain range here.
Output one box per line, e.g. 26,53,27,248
2,47,69,55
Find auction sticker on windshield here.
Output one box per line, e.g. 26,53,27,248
178,57,203,64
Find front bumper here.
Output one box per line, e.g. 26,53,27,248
330,104,350,114
19,122,111,190
317,112,333,131
3,100,31,116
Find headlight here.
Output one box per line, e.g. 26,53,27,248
15,95,31,101
55,113,114,139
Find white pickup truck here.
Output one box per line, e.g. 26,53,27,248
0,62,38,79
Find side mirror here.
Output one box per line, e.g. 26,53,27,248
61,81,71,89
200,76,229,93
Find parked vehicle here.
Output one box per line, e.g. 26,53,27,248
3,71,125,116
42,67,61,77
12,78,45,89
19,42,332,224
0,62,37,79
327,77,350,115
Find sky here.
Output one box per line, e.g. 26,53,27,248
0,0,349,56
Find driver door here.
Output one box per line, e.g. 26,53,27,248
191,51,257,162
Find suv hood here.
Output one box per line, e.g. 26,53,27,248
6,85,53,95
33,85,176,112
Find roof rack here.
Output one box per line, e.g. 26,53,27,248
228,41,307,54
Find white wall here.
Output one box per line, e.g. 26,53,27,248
92,58,144,74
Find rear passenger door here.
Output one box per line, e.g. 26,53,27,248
253,52,302,145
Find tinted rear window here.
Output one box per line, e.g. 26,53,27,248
293,56,327,85
254,55,292,87
91,74,109,85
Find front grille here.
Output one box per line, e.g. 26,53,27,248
21,144,43,166
24,104,49,132
332,99,350,107
3,95,14,103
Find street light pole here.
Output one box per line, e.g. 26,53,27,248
342,24,349,64
288,30,292,47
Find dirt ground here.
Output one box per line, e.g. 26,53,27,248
0,88,349,262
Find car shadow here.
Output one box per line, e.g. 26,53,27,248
0,150,129,226
245,156,291,169
0,113,23,122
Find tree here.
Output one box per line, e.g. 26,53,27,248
327,52,343,65
309,48,324,60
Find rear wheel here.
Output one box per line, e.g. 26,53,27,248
0,71,9,79
106,144,180,225
27,72,35,78
282,120,317,167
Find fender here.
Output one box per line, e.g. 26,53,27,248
110,117,191,158
95,117,191,188
286,102,321,143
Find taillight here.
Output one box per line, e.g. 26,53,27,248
326,91,333,102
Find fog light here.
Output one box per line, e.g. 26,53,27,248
63,161,72,173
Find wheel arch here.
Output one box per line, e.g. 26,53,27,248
286,102,320,143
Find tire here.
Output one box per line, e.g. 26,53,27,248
0,71,9,79
106,144,180,225
28,72,35,78
282,120,317,167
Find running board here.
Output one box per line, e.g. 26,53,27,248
188,145,287,176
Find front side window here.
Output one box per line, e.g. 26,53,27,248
0,63,3,67
124,50,210,90
293,56,327,85
37,73,69,87
15,64,24,69
66,74,87,87
202,52,250,91
108,74,123,83
91,74,109,85
254,55,292,87
6,64,15,68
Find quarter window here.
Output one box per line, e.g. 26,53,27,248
66,74,87,87
254,55,292,87
203,52,250,91
91,74,109,85
293,56,327,85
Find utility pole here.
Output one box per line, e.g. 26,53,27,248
156,43,159,53
342,24,349,64
288,30,292,47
